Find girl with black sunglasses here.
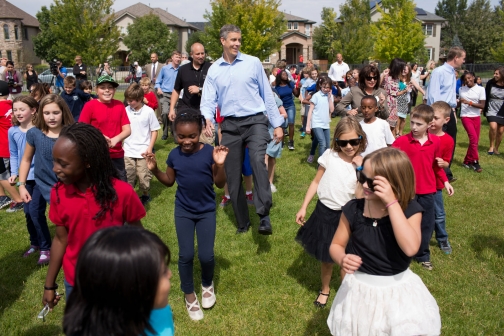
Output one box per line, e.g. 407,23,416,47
295,117,367,309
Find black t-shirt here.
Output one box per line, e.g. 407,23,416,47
73,63,88,80
344,198,423,276
420,69,427,86
173,61,211,110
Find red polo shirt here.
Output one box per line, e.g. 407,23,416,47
49,178,146,286
79,99,130,159
435,133,454,190
392,132,447,195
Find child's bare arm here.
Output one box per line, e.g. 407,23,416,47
295,166,325,225
143,153,176,187
110,124,131,148
42,226,68,308
306,103,315,133
18,143,36,202
145,130,158,155
212,146,229,188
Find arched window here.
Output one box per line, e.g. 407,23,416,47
14,25,19,40
3,24,10,40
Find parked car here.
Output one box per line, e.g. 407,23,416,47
38,67,75,84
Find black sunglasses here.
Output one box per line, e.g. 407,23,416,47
356,170,375,191
365,76,379,81
335,137,362,147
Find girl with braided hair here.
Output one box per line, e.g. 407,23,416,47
41,122,146,310
144,110,228,321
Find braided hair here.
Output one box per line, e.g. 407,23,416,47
173,108,206,134
55,123,119,220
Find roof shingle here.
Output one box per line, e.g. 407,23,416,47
0,0,39,27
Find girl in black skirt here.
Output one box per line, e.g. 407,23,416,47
295,117,367,308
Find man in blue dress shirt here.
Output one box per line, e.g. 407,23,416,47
155,51,182,140
200,25,284,235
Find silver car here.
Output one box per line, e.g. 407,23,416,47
38,67,75,84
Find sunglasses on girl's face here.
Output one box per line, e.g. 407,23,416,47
365,76,379,81
335,137,362,147
356,170,375,191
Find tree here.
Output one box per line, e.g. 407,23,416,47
371,0,425,62
122,14,178,65
312,8,340,63
333,0,373,64
200,0,285,60
435,0,468,50
33,0,120,65
185,31,205,53
463,0,498,62
491,0,504,62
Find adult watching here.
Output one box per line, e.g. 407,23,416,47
328,53,349,88
24,64,38,92
54,61,67,95
483,66,504,155
73,56,87,84
1,61,23,99
200,24,284,235
335,65,388,121
96,62,113,77
381,58,408,132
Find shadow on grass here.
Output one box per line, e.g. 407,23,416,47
0,250,40,318
304,307,332,336
213,255,231,293
287,250,320,291
457,142,491,153
20,325,62,336
470,234,504,259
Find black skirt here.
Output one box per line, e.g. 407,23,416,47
295,200,342,263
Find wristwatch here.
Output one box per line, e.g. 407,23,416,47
16,182,26,186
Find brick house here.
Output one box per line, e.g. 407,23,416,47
0,0,40,67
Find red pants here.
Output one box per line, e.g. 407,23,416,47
461,116,481,163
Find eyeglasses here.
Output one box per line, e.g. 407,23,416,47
334,137,362,147
365,76,379,81
356,170,375,192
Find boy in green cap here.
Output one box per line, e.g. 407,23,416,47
79,75,131,181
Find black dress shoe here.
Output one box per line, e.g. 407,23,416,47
161,136,167,140
236,222,251,234
258,217,272,235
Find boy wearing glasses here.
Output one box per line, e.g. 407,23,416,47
392,104,454,271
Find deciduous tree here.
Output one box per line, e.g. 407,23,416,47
201,0,285,60
491,0,504,62
312,8,340,63
33,0,120,65
463,0,497,62
435,0,468,51
371,0,426,63
122,14,179,65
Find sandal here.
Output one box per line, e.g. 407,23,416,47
313,290,330,308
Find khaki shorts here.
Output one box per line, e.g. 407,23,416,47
124,157,152,192
199,129,216,145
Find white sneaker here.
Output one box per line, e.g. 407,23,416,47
201,282,216,309
185,294,204,320
270,184,277,193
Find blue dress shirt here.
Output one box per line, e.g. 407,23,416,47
155,64,179,93
427,63,457,108
200,52,284,128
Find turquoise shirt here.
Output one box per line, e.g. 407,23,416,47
146,304,174,336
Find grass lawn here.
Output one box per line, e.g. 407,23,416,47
1,95,503,335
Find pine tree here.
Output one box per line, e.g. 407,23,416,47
312,8,340,63
452,34,463,48
490,0,504,62
435,0,468,50
463,0,497,62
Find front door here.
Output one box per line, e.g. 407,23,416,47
286,47,296,65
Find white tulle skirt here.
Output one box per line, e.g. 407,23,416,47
327,269,441,336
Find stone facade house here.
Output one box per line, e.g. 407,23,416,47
114,2,199,63
0,0,40,67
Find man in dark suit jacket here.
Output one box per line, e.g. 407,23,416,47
145,52,163,119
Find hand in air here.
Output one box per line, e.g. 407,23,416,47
378,92,386,105
213,146,229,166
142,153,158,171
295,208,307,226
341,254,362,274
371,175,396,205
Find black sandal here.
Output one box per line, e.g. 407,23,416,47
313,290,330,308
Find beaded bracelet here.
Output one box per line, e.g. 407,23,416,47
385,200,398,208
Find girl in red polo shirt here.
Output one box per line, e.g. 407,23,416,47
41,123,146,309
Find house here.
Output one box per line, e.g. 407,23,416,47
265,13,316,66
370,1,446,61
0,0,40,67
114,3,199,62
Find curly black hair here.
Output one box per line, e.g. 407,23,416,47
173,108,206,134
55,123,119,219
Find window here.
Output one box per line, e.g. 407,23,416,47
14,25,19,40
264,55,270,63
24,27,29,40
422,24,433,36
305,24,311,37
293,22,298,30
426,48,433,60
287,22,292,30
188,28,192,35
7,50,12,61
3,24,9,40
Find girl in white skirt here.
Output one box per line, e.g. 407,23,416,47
328,147,441,335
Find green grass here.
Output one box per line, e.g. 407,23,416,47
1,96,504,335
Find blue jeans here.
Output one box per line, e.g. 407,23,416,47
24,181,50,251
64,278,73,300
310,128,330,157
285,105,296,125
174,206,216,294
414,193,435,262
434,190,448,243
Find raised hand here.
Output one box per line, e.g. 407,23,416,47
213,146,229,166
372,175,396,205
142,153,158,171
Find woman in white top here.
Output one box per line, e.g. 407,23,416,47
459,71,486,172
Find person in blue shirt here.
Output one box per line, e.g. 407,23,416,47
54,61,67,95
200,24,284,235
155,51,181,140
274,70,299,150
60,76,90,122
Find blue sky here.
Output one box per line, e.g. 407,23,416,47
17,0,502,25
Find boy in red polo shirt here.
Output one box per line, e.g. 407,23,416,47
430,101,455,255
79,75,131,181
392,104,454,270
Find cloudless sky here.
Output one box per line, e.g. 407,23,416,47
16,0,502,25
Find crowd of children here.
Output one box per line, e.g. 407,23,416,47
0,55,496,335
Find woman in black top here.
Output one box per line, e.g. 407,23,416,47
24,64,38,92
327,147,441,336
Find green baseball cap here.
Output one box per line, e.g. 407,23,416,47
96,75,119,88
